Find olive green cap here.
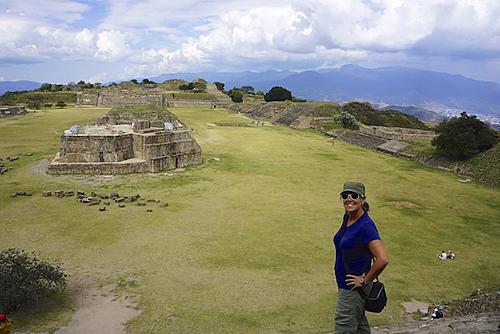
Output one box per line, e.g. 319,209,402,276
341,182,366,198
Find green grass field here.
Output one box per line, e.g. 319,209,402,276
0,106,499,333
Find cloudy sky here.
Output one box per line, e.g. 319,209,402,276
1,0,499,83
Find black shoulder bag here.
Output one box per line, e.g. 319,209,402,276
339,213,387,313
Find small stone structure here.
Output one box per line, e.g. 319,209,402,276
48,108,202,175
377,140,410,154
0,106,27,117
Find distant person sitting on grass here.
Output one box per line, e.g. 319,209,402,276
333,182,390,334
447,250,455,260
438,251,447,260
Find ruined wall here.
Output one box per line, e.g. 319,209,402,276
76,92,98,106
133,130,202,172
165,100,218,108
58,134,134,163
76,90,227,108
0,106,28,116
97,92,163,107
359,125,437,141
48,159,149,175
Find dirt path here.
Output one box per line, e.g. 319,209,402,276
14,285,140,334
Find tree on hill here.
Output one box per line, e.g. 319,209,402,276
214,82,225,92
38,83,52,92
141,78,156,85
130,79,138,85
192,79,207,92
241,86,255,94
264,86,292,102
228,88,244,103
179,82,194,90
432,112,498,160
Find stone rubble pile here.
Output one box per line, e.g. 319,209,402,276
1,153,33,175
441,289,500,317
14,189,169,212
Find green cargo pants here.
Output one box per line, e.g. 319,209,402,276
334,283,373,334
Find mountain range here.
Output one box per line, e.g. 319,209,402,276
2,65,500,125
0,80,41,96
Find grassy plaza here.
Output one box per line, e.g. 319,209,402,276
1,106,498,333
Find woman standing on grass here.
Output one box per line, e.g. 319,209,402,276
333,182,389,334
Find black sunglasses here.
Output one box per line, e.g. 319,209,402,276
340,192,363,200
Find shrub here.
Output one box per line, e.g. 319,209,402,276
26,95,43,110
264,86,292,102
179,83,194,90
432,112,498,160
228,89,244,103
335,112,359,129
56,100,67,108
0,248,67,313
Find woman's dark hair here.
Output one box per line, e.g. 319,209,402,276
362,201,370,212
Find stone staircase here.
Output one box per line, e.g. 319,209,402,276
336,130,388,150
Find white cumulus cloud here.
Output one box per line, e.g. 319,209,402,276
95,30,130,61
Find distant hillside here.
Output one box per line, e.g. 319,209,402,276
150,66,500,124
0,80,41,96
381,105,445,123
247,65,500,121
150,71,293,89
342,102,429,130
230,101,429,130
462,142,500,187
0,91,76,106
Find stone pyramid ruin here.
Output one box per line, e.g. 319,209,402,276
48,105,202,174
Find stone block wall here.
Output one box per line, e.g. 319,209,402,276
58,134,134,162
97,92,163,107
76,89,228,108
359,125,437,141
165,100,217,108
76,92,98,106
133,130,202,172
48,158,149,175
